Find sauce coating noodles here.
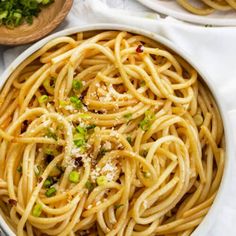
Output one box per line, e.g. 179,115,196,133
177,0,236,15
0,30,224,236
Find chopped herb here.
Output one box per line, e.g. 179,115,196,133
45,187,56,197
73,133,86,148
69,171,80,183
45,128,57,140
123,113,132,119
126,136,132,145
97,176,107,186
17,165,22,173
139,110,155,131
38,95,48,104
76,125,87,135
87,124,96,130
85,181,95,191
70,96,83,109
0,0,54,28
72,80,83,90
114,204,124,210
43,177,53,188
32,204,42,217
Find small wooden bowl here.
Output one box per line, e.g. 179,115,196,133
0,0,73,46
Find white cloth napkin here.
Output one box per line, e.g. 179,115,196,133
1,0,236,235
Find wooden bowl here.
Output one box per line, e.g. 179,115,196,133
0,0,73,46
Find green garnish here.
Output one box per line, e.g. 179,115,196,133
70,96,83,109
73,133,86,148
76,125,87,135
85,181,95,191
126,137,132,145
0,0,54,28
69,171,80,183
114,204,124,210
72,80,83,90
43,177,53,188
32,203,42,217
45,128,57,140
38,95,48,104
45,187,56,197
17,165,22,173
123,113,132,119
139,110,155,131
87,124,96,130
96,176,107,186
78,114,91,119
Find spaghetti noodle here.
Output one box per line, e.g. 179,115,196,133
0,30,224,236
177,0,236,15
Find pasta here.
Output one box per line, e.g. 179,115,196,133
177,0,236,15
0,30,225,236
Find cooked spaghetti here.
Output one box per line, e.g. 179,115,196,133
0,30,224,236
177,0,236,15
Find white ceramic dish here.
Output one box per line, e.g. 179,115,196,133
0,23,233,236
137,0,236,26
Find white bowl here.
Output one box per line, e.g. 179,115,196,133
137,0,236,26
0,23,233,236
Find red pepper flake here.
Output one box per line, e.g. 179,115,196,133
136,45,144,53
38,177,43,183
9,199,17,206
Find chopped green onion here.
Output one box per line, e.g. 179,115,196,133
97,176,107,186
45,128,57,140
45,187,56,197
32,204,42,217
139,110,155,131
70,96,83,109
69,171,80,183
126,137,132,145
0,0,54,28
73,133,85,147
76,126,87,135
43,177,53,188
87,124,96,130
38,95,48,104
123,113,132,119
72,80,83,90
85,181,95,191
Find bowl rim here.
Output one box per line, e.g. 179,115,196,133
0,0,73,46
0,23,233,236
